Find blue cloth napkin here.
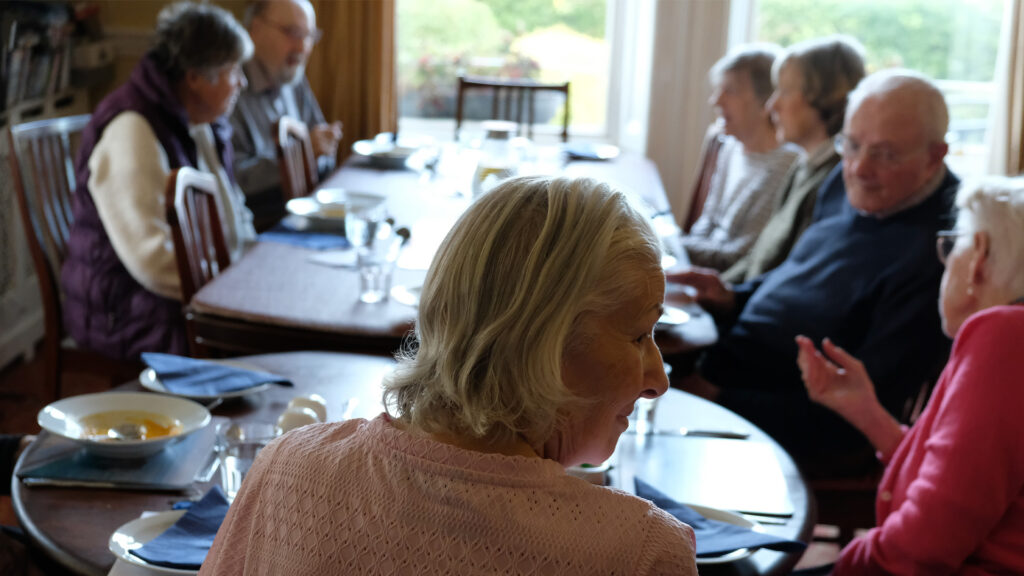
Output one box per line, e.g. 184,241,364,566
142,353,292,396
563,142,620,161
259,220,350,250
131,486,230,570
635,478,806,557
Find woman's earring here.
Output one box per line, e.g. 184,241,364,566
967,285,975,297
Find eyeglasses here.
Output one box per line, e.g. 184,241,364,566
936,230,964,265
834,133,926,169
258,16,322,45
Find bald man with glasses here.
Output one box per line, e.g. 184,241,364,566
229,0,342,230
669,69,959,478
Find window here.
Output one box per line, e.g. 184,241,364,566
395,0,609,140
754,0,1006,177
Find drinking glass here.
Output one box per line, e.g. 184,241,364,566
627,397,659,437
345,199,401,303
216,421,277,501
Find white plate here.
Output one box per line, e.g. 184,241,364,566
687,503,761,565
109,510,197,576
285,187,348,225
37,392,210,459
390,285,422,307
656,305,690,328
352,139,418,169
139,359,272,401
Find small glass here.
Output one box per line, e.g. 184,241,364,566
627,397,659,437
216,421,277,501
345,200,401,303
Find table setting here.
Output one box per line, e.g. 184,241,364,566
13,348,812,576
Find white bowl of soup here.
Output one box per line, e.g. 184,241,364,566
37,392,211,458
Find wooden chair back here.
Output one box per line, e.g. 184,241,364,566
8,114,140,399
455,75,570,142
165,167,231,306
274,116,318,200
684,124,724,233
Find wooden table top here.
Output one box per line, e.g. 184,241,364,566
187,149,716,356
13,351,813,576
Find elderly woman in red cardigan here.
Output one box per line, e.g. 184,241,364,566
797,175,1024,573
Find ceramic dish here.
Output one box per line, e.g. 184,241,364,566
688,503,762,564
656,305,691,328
38,392,210,459
109,510,197,575
285,187,348,227
352,139,418,169
390,284,422,307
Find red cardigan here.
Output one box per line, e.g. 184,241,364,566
837,305,1024,574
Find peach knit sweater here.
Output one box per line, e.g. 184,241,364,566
201,415,697,575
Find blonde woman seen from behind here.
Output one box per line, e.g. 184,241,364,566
201,176,698,575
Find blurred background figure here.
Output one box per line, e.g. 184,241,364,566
201,177,697,575
681,43,799,272
669,70,958,478
61,1,256,361
231,0,343,230
798,176,1024,573
722,35,866,283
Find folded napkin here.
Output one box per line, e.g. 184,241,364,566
131,485,230,570
142,353,292,396
564,142,620,161
635,478,806,557
259,220,350,250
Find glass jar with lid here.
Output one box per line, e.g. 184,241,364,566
472,121,519,197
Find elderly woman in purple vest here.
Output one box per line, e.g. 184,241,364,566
61,1,256,360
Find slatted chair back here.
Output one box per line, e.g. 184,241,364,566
455,75,570,142
165,167,231,306
8,114,87,282
8,114,141,398
274,115,318,200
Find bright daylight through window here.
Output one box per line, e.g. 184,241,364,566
396,0,608,140
755,0,1006,177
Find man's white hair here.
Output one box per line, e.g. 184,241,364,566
845,68,949,143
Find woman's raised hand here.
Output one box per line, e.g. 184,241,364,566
795,336,878,422
796,335,906,458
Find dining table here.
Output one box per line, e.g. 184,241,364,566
12,351,815,576
184,144,717,357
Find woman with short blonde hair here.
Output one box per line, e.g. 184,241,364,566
203,176,698,575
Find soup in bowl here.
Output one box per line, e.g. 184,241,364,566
38,392,211,458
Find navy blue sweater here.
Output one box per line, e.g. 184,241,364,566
701,165,958,475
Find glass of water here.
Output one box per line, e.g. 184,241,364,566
627,397,659,437
216,421,277,501
345,197,401,303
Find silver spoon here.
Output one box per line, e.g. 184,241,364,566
107,422,146,441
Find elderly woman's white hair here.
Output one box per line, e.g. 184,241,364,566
383,176,662,446
954,176,1024,299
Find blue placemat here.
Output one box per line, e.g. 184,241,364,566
131,486,230,569
18,421,220,490
259,221,350,250
635,478,806,557
142,353,292,396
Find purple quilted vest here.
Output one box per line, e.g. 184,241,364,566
60,52,236,361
